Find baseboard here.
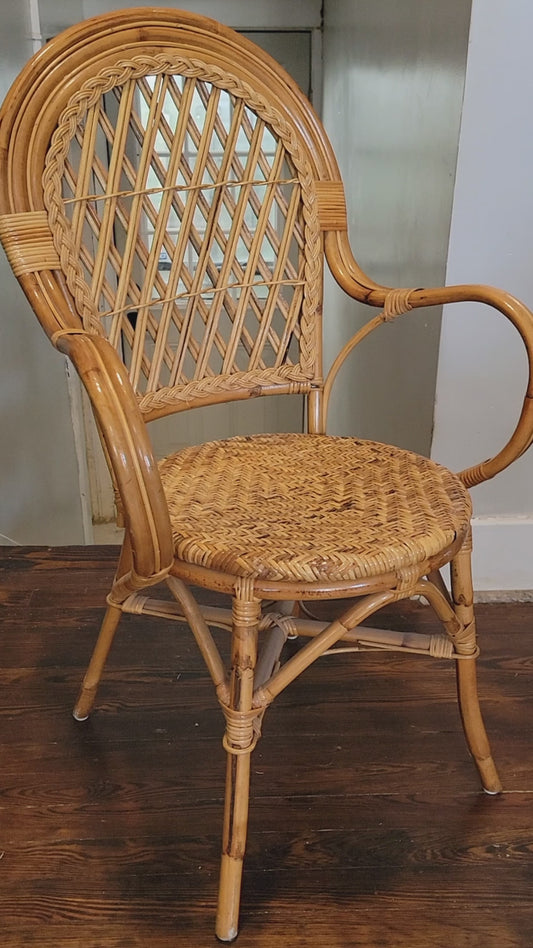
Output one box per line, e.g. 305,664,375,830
474,589,533,602
471,516,533,591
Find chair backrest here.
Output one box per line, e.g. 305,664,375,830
0,8,349,423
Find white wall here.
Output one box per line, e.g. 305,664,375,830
0,1,322,546
38,0,322,37
0,2,85,545
432,0,533,589
321,0,472,455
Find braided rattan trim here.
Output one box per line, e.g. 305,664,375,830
160,433,472,584
315,181,348,231
42,52,323,369
0,211,61,277
429,634,455,659
137,365,313,413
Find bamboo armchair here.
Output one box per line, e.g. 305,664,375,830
2,8,533,942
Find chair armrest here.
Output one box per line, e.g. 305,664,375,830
54,331,174,586
324,230,533,487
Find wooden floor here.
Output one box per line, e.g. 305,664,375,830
1,546,533,947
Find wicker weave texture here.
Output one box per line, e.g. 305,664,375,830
42,56,322,413
160,433,472,582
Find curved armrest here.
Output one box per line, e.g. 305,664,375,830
324,230,533,487
55,331,174,585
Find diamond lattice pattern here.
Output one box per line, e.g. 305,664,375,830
60,73,310,402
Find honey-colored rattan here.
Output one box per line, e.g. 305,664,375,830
160,433,471,583
0,211,60,276
1,7,533,943
41,51,322,412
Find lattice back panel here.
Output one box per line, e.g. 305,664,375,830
43,56,322,414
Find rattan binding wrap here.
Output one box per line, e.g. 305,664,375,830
0,211,60,276
160,433,472,583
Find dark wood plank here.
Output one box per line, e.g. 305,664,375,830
1,547,533,947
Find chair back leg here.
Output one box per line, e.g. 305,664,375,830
450,544,502,794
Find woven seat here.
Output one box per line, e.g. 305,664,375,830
161,433,471,583
2,7,533,943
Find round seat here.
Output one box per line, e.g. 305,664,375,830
159,433,472,584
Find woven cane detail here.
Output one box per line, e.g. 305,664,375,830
160,433,471,584
42,53,323,398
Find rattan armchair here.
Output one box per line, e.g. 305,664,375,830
2,9,533,942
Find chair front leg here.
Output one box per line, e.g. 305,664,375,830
450,540,502,794
73,601,122,720
216,584,261,943
73,537,136,720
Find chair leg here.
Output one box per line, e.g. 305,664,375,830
216,589,260,943
217,750,254,943
450,547,502,794
73,602,122,720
